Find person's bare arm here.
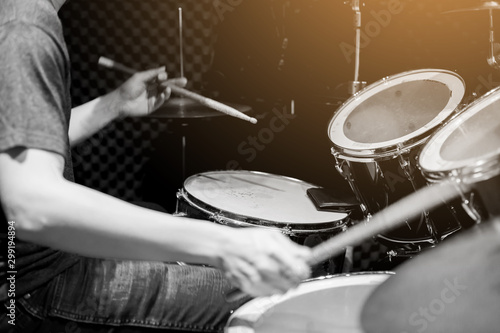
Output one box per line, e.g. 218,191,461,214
68,91,123,147
0,147,310,296
68,68,186,146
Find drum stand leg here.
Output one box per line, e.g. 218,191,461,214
182,134,186,181
347,0,367,96
342,245,354,273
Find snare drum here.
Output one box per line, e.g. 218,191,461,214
328,69,466,251
419,85,500,222
225,272,393,333
176,170,350,276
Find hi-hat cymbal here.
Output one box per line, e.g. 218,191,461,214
444,1,500,14
360,219,500,333
148,97,252,119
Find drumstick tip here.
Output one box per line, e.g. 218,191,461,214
97,56,136,75
97,56,112,68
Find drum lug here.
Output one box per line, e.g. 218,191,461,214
460,192,483,224
387,247,422,260
332,149,348,179
211,213,228,225
397,145,442,243
173,212,188,218
176,189,185,199
387,249,398,260
450,172,483,224
281,225,294,236
396,145,414,182
174,189,185,216
332,149,370,217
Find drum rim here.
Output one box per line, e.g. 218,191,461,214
225,272,395,333
377,225,461,246
419,85,500,183
180,170,350,233
328,69,465,160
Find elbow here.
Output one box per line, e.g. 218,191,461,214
2,186,58,243
6,207,50,243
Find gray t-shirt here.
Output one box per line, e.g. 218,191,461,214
0,0,79,301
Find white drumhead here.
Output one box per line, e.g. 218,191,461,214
183,171,348,224
420,87,500,174
226,273,393,333
328,69,465,157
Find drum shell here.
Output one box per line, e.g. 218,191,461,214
472,175,500,218
424,172,500,223
334,148,464,249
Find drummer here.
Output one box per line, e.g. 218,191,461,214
0,0,311,332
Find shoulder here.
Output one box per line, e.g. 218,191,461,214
0,0,65,52
0,20,69,81
0,23,69,88
1,22,63,50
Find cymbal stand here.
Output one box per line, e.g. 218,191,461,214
178,7,188,180
487,8,500,69
179,7,185,78
347,0,367,95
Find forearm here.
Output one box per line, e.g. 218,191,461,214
13,179,231,266
68,91,121,146
1,146,312,297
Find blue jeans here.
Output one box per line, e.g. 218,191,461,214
3,258,250,332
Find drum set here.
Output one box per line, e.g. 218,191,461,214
218,72,500,331
167,61,500,331
157,1,500,332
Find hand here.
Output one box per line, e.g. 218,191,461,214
218,228,312,297
116,67,187,118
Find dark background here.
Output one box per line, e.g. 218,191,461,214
59,0,500,269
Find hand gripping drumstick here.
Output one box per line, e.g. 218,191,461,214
225,180,467,302
98,57,258,124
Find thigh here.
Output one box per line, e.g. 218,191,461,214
21,259,250,332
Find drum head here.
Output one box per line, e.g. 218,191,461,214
328,69,465,158
182,171,348,226
420,86,500,181
226,273,393,333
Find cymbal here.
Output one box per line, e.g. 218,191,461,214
148,97,252,119
360,219,500,333
444,1,500,14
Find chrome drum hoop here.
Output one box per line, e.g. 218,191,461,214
176,170,350,235
328,69,465,159
225,272,395,333
419,84,500,185
176,188,348,235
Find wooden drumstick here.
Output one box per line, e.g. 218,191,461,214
166,85,257,124
178,7,184,79
97,56,258,124
225,180,466,302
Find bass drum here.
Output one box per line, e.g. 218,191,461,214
176,170,350,277
328,69,467,253
225,272,394,333
419,85,500,222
